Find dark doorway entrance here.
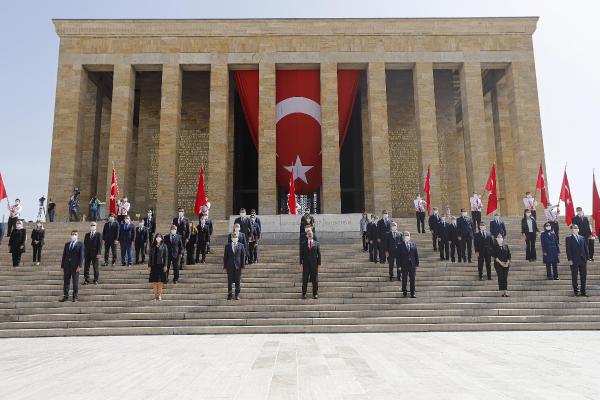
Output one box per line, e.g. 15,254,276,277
232,89,258,213
340,88,365,213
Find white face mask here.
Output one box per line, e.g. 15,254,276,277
391,226,397,232
178,212,184,217
461,212,467,217
16,224,23,230
147,212,152,217
109,217,115,223
497,238,504,245
545,226,551,231
383,214,388,219
234,227,240,233
525,213,531,217
15,201,20,205
251,215,256,220
452,220,457,225
232,238,239,244
240,212,246,217
404,236,410,243
494,216,500,221
170,229,177,235
156,237,162,243
433,210,439,215
573,229,579,235
90,226,96,232
71,235,78,241
577,211,584,216
125,219,130,225
481,227,486,232
526,194,532,199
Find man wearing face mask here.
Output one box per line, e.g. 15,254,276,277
7,198,22,237
414,195,427,234
119,216,135,266
474,222,494,280
8,220,27,266
367,215,379,263
523,191,538,220
299,229,321,299
360,212,369,251
541,222,560,280
83,222,102,285
223,232,246,300
172,208,190,269
164,224,184,283
490,212,507,239
135,217,149,265
470,192,483,232
143,209,156,247
247,213,261,264
399,231,419,298
60,230,84,302
428,207,441,251
492,234,511,297
102,213,120,266
199,203,214,253
566,224,590,297
116,196,130,224
385,221,403,281
234,208,252,238
436,216,450,261
456,208,474,263
572,207,594,262
448,217,459,263
377,210,391,264
196,215,211,264
521,209,538,262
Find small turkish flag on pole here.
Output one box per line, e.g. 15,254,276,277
592,171,600,236
485,164,498,215
536,162,549,208
423,165,431,214
559,167,575,226
194,166,208,216
109,167,119,216
287,172,297,215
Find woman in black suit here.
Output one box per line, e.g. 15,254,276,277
8,220,27,267
31,221,45,266
186,222,198,266
521,209,538,262
148,233,168,300
493,234,512,297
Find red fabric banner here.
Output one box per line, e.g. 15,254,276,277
109,167,119,216
423,165,431,214
0,172,7,202
233,70,259,150
560,169,575,226
536,162,549,208
194,166,207,216
287,173,297,215
276,70,322,194
592,172,600,234
337,70,361,147
485,164,498,215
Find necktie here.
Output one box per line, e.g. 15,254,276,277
70,241,74,251
309,241,312,253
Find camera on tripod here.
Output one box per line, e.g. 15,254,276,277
38,195,46,207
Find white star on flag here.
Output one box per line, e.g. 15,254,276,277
285,155,313,184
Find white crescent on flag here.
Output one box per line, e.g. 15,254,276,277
275,97,322,125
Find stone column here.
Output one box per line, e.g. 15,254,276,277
105,64,135,204
206,63,230,219
47,64,87,221
505,60,546,211
459,61,489,196
366,62,392,215
156,64,182,222
320,63,341,213
258,63,277,215
413,62,441,209
360,74,374,212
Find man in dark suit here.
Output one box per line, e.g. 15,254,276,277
299,229,321,299
377,210,391,264
201,212,214,253
102,213,119,266
143,209,156,247
448,216,459,263
490,213,507,239
457,208,475,263
234,208,252,238
566,224,590,297
247,215,261,264
436,216,450,261
384,221,403,281
250,209,262,232
164,224,184,284
474,222,495,280
367,215,379,263
572,207,594,261
60,230,85,302
223,231,246,300
399,231,419,298
228,223,249,261
173,207,190,268
118,216,135,266
83,222,102,285
428,207,441,251
134,218,149,264
196,215,211,263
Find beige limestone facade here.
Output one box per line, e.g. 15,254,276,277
48,18,546,221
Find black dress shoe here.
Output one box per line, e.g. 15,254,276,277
402,293,407,298
313,294,318,299
574,292,580,297
227,294,232,300
410,294,416,298
479,277,483,281
173,280,178,284
82,281,89,285
59,297,68,302
72,298,78,302
235,295,240,300
389,276,393,281
581,293,589,297
94,281,98,285
554,277,559,280
302,294,307,299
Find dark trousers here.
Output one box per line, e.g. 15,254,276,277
478,253,492,279
167,256,180,282
549,221,559,241
388,253,399,279
449,241,457,262
48,210,55,222
7,217,18,237
525,232,537,261
368,241,379,262
248,241,258,263
546,263,558,279
494,263,509,290
431,232,438,251
11,250,22,266
120,241,133,265
471,211,481,231
104,241,117,264
196,241,207,262
438,239,449,260
186,243,195,265
135,243,147,264
63,269,79,299
362,232,368,251
302,265,318,296
588,239,595,260
84,256,99,283
458,237,472,262
401,265,416,295
89,209,97,221
69,209,78,222
570,263,587,294
227,268,242,296
416,212,425,233
378,240,386,263
32,244,42,262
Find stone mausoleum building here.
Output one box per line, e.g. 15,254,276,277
48,18,545,221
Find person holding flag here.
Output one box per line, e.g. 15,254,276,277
0,173,8,242
572,207,594,262
559,167,575,227
414,194,427,234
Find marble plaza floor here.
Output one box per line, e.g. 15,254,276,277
1,331,599,400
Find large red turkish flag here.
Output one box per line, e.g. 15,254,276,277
276,70,322,194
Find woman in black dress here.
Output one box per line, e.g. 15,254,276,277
493,234,512,297
31,221,45,266
186,222,198,266
148,233,168,300
8,220,27,267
